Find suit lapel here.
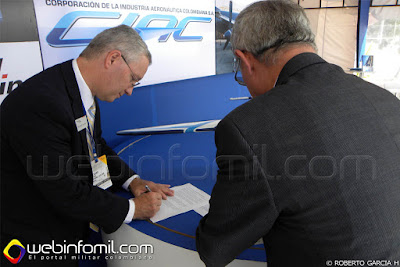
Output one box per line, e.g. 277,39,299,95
60,60,90,158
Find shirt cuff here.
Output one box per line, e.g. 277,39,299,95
123,199,135,223
122,174,140,191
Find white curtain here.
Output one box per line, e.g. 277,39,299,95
305,7,358,71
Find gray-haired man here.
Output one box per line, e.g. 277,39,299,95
196,1,400,266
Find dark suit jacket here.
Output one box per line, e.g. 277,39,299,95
196,53,400,266
1,60,135,245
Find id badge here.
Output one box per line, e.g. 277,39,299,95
91,155,112,190
75,116,88,132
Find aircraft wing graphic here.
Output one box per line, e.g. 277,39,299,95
117,120,221,136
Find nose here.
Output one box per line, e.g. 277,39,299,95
125,87,134,96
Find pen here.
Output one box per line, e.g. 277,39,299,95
145,185,152,193
229,96,252,101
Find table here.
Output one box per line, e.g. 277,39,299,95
103,132,267,266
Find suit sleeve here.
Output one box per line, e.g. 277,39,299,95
196,117,279,266
94,99,136,190
3,92,128,234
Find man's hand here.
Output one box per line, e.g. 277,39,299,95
132,192,162,220
129,178,174,200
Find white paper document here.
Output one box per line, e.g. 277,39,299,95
150,183,210,223
193,203,210,217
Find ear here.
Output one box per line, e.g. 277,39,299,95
105,50,121,69
234,49,256,75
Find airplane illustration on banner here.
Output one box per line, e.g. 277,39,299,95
117,120,221,136
116,97,251,136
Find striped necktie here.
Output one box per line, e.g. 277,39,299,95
86,103,96,161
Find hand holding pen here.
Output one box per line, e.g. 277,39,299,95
128,177,174,199
129,179,174,220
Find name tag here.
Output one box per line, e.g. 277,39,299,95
75,116,88,132
91,155,112,190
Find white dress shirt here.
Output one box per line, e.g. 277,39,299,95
72,59,137,223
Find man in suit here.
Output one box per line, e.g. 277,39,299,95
196,1,400,266
1,25,173,266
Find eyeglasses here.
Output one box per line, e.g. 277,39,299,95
234,58,246,86
121,55,141,87
255,39,301,56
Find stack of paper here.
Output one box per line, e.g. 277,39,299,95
150,183,210,223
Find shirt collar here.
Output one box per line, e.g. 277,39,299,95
72,59,94,113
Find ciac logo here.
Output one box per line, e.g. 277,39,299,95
47,11,212,47
3,239,26,264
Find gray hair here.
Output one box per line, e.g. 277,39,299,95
232,0,316,64
80,24,152,64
